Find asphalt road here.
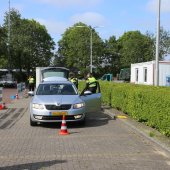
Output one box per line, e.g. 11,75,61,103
0,90,170,170
2,88,18,104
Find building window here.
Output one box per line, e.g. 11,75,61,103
144,67,147,82
135,68,138,82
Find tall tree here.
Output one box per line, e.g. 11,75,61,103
118,31,154,68
18,19,55,74
102,36,120,76
159,27,170,59
146,27,170,60
0,25,8,68
53,52,66,67
3,9,55,75
3,8,21,70
58,22,104,76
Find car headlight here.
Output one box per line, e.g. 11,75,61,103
32,103,44,110
73,102,85,109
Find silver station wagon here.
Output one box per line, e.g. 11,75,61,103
30,76,101,126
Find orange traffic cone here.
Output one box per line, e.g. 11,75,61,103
16,93,19,99
2,103,7,109
59,115,69,135
0,104,2,110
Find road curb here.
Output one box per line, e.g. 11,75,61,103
104,107,170,155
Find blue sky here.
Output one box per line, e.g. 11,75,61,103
0,0,170,46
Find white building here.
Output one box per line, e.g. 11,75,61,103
130,61,170,86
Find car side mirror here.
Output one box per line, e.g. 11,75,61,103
28,91,34,96
84,90,92,95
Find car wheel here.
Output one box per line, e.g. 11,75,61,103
30,117,37,126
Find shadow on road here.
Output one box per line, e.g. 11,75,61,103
37,109,115,129
0,159,66,170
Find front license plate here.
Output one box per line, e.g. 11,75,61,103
51,111,67,116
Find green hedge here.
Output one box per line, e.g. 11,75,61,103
79,81,170,137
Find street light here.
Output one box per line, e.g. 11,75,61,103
76,25,102,73
155,0,161,86
7,0,11,71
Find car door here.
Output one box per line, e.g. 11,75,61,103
80,82,101,113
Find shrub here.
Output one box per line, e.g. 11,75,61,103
79,81,170,137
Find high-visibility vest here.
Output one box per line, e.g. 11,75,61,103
70,78,77,84
29,77,34,84
69,77,78,87
86,77,97,87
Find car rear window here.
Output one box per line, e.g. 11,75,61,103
36,84,77,95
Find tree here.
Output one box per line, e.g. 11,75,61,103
0,25,8,68
118,31,154,68
53,52,66,67
3,8,22,70
159,27,170,59
3,9,55,76
147,27,170,60
102,36,120,76
58,22,104,76
17,19,55,74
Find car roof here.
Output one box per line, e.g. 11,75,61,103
40,77,72,85
40,81,72,85
43,77,68,82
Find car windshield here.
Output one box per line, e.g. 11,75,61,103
36,83,77,95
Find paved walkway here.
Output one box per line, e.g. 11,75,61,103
0,96,170,170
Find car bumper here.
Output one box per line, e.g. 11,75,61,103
30,107,86,123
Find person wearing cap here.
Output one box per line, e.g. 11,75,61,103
85,72,97,93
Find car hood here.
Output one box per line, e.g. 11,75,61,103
32,95,83,105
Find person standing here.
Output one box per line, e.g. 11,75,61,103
85,73,97,93
69,72,78,89
28,75,35,91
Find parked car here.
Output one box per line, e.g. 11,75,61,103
0,80,17,88
0,72,17,88
29,77,101,126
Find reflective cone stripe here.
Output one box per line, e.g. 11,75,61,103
59,115,69,135
0,104,2,110
61,119,66,124
61,124,67,130
2,103,7,109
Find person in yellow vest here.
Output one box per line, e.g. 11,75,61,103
69,72,78,89
85,72,97,93
28,75,35,91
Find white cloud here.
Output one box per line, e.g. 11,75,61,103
0,3,24,25
34,0,102,8
36,18,68,35
12,3,24,12
147,0,170,13
70,12,106,26
36,12,107,42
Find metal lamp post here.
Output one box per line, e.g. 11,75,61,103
90,28,93,73
76,25,101,73
155,0,161,86
7,0,11,71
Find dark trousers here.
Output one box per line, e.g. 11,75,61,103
29,83,35,91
